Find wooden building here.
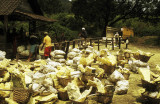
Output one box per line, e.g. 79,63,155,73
0,0,56,54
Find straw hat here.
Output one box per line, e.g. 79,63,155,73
44,32,48,35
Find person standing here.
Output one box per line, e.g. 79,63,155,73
41,32,52,59
80,27,88,46
27,33,39,62
114,32,119,46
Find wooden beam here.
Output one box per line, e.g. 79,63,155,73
65,41,70,59
112,38,114,50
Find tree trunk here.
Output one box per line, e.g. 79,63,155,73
102,16,109,37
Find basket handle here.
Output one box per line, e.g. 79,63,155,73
0,89,13,91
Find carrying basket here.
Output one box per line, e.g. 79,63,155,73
81,73,94,83
139,54,154,63
0,88,31,103
58,89,69,101
141,79,157,91
99,64,115,75
58,77,72,87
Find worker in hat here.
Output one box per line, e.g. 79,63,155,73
41,32,52,59
79,27,88,46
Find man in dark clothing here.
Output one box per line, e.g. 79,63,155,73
81,27,88,39
27,33,39,62
80,27,88,46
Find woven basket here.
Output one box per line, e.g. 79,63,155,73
13,88,30,103
100,64,115,75
58,90,69,101
0,88,31,103
141,79,157,91
139,55,151,63
81,73,94,83
58,77,72,87
97,93,113,104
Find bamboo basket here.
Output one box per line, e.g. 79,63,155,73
0,88,31,103
81,73,94,83
139,54,153,63
58,89,69,101
141,79,157,91
58,77,72,87
100,64,115,75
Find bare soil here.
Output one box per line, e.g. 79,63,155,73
110,37,160,104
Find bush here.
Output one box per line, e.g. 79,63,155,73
128,36,138,43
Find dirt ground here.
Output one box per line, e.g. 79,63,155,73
11,37,160,104
103,38,160,104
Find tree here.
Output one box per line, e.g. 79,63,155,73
38,0,63,14
38,0,72,14
71,0,160,37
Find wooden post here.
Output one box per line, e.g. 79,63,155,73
112,37,114,50
73,40,75,48
62,42,66,51
98,39,100,51
65,41,70,59
106,38,107,48
90,39,92,46
126,37,129,49
126,43,128,49
119,37,121,49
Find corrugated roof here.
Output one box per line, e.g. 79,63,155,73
14,10,57,22
0,0,21,15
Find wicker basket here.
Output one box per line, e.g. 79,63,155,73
58,77,72,87
100,64,115,75
58,89,69,101
13,88,30,103
141,79,157,91
97,93,113,104
0,88,31,103
139,55,151,63
81,73,94,83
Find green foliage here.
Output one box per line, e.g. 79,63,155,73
48,22,79,41
38,0,72,14
114,18,160,37
144,38,156,45
128,36,138,43
51,13,84,30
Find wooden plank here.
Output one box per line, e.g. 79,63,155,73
65,41,70,59
112,38,114,50
90,39,92,46
98,39,100,51
106,38,107,48
73,40,75,48
119,37,121,49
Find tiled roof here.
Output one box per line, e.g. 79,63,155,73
0,0,57,22
14,10,57,22
0,0,21,15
